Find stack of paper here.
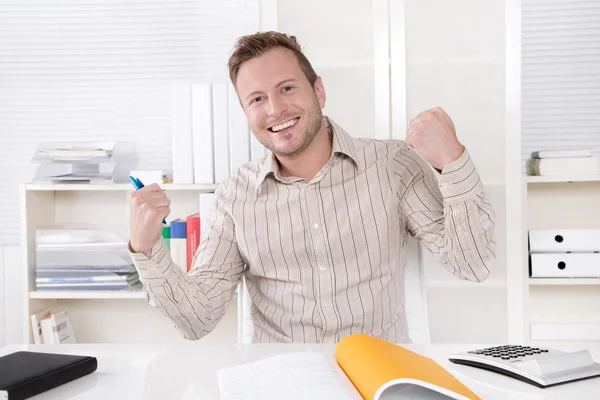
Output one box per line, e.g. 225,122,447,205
527,149,599,176
31,142,136,184
34,229,139,291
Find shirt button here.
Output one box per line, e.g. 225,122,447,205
319,265,327,272
313,223,319,230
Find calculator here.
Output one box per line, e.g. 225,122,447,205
448,345,600,388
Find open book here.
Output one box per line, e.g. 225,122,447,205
217,334,480,400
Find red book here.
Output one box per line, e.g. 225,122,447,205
186,213,201,272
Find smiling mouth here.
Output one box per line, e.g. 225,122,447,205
268,117,299,133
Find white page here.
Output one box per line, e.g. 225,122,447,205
217,352,362,400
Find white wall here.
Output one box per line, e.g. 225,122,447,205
405,0,507,343
0,247,5,347
1,246,22,345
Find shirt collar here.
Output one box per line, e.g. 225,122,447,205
256,116,359,188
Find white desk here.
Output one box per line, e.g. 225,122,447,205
1,342,600,399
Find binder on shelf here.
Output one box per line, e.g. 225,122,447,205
530,253,600,278
171,85,195,184
529,229,600,253
186,214,200,272
162,225,171,251
212,83,230,183
192,84,215,184
227,83,251,172
170,219,187,273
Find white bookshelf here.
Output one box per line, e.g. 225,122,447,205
24,183,219,192
505,0,600,345
20,183,218,344
519,180,600,345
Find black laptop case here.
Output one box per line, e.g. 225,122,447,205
0,351,97,400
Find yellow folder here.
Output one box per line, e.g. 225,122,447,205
335,334,480,400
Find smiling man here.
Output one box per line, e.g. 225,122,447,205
128,32,496,343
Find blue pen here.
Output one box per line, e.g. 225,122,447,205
129,176,167,224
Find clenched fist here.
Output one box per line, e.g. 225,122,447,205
129,183,171,257
405,107,465,171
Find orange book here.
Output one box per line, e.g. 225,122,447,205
185,213,200,272
335,334,480,399
217,334,481,400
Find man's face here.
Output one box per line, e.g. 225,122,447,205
235,47,326,158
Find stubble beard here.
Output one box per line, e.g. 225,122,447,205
264,98,324,158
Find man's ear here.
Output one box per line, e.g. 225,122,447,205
314,76,326,109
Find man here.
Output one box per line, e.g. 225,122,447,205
128,32,495,343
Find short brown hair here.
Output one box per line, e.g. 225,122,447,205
228,31,317,88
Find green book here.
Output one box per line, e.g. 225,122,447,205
162,225,171,251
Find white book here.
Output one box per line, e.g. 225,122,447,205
212,83,230,183
40,317,55,345
192,84,215,184
171,85,195,183
228,84,251,172
50,308,77,344
199,193,215,237
527,157,599,176
30,309,54,344
532,149,593,159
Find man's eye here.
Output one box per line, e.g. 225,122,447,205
283,86,292,92
253,96,263,103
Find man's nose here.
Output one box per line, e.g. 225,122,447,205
266,95,287,118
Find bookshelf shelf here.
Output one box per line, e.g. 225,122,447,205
525,175,600,184
529,278,600,286
20,182,219,344
29,291,146,300
24,183,220,192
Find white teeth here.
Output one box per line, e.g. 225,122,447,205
271,118,298,132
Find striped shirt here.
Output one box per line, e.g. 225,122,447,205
130,117,496,343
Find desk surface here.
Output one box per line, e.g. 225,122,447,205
1,342,600,400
